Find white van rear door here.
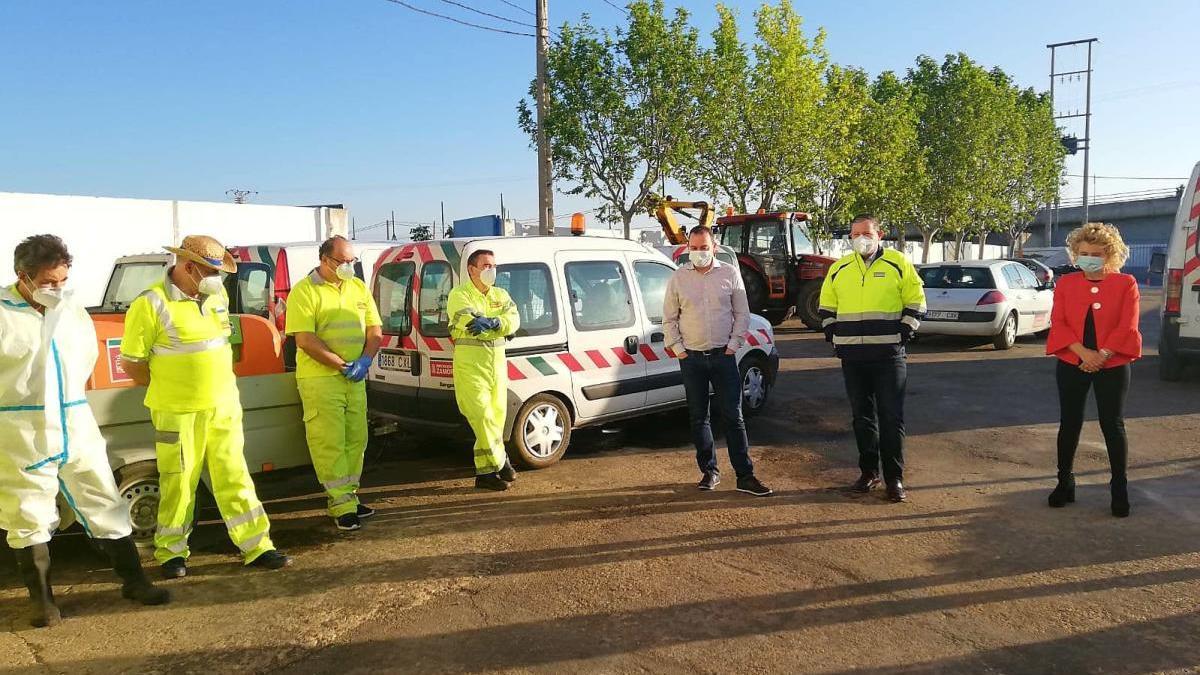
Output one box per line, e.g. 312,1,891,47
555,251,648,419
1180,166,1200,339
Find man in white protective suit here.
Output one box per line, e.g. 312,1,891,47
0,235,169,628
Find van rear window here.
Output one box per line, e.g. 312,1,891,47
919,266,995,289
376,262,415,335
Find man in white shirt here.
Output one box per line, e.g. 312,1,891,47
663,226,773,496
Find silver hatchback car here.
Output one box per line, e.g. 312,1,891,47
917,260,1054,350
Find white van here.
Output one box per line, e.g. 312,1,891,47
367,236,781,467
1155,161,1200,380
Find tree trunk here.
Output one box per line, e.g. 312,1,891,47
921,230,936,263
977,231,988,260
622,212,634,241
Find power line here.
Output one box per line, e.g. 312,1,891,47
1066,173,1189,181
432,0,535,28
598,0,629,14
380,0,534,37
496,0,534,17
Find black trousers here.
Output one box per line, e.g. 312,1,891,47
841,357,907,483
1056,360,1130,483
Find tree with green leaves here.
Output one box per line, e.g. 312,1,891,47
1003,88,1065,254
517,1,700,239
409,223,433,241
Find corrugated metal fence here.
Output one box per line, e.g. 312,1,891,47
1126,244,1167,286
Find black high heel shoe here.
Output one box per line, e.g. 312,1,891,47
1048,473,1075,508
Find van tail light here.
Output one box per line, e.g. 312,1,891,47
976,290,1007,306
1165,268,1184,315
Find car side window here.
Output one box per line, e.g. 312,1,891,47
564,260,636,331
496,263,559,337
1002,265,1024,289
1016,265,1041,289
418,261,454,337
633,261,675,325
376,262,414,335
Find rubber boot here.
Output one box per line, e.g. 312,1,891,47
14,544,62,628
1048,472,1075,508
100,537,171,606
498,458,518,483
1111,478,1130,518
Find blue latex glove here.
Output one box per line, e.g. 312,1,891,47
466,316,490,336
479,317,502,332
342,354,372,382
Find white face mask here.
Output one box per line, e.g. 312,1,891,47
689,250,714,268
478,267,497,287
21,277,69,310
336,262,356,281
190,267,224,296
852,235,878,257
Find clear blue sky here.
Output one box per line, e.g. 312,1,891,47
2,1,1197,240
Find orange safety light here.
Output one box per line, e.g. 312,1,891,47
261,462,275,472
757,208,766,215
726,206,735,217
570,212,587,236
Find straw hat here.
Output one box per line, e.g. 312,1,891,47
164,235,236,273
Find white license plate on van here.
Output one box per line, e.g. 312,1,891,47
377,351,412,372
926,311,959,320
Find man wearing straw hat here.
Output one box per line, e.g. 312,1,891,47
120,234,291,578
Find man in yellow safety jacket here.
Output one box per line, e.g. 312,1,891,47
120,235,291,578
819,215,926,503
446,249,520,491
286,236,383,532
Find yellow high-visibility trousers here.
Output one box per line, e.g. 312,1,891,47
297,376,367,517
453,343,508,475
151,401,275,564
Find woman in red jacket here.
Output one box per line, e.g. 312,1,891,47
1045,222,1142,517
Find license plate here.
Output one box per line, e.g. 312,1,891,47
926,310,959,320
377,351,412,372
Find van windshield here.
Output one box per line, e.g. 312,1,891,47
376,262,415,335
102,262,167,310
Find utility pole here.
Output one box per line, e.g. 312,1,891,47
225,188,257,204
440,201,446,238
535,0,555,236
1047,38,1097,227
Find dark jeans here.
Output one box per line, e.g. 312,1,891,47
841,357,907,483
1055,360,1130,483
680,349,753,479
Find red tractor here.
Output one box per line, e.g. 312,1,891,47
653,199,835,329
715,210,835,329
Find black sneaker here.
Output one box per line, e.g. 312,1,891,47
356,503,376,519
249,550,293,570
336,513,362,531
475,473,510,491
161,557,187,580
498,459,518,483
697,472,720,490
736,475,774,497
851,472,882,493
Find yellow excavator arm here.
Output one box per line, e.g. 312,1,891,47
650,197,713,246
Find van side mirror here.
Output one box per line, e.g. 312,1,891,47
1148,252,1167,277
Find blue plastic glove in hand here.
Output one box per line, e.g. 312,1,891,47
480,317,502,332
466,316,491,336
342,354,373,382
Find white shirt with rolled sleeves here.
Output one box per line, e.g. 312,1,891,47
662,258,750,354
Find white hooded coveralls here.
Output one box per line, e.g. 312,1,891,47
0,285,131,548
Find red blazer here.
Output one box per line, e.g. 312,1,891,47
1046,272,1142,368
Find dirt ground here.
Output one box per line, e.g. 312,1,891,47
2,294,1198,675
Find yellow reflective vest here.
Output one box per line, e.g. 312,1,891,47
818,248,926,361
285,270,382,379
120,271,237,412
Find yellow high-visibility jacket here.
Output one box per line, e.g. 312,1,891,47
818,248,926,361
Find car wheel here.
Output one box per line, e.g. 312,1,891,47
116,461,160,549
740,356,771,417
508,394,572,469
1159,341,1184,382
993,313,1017,350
